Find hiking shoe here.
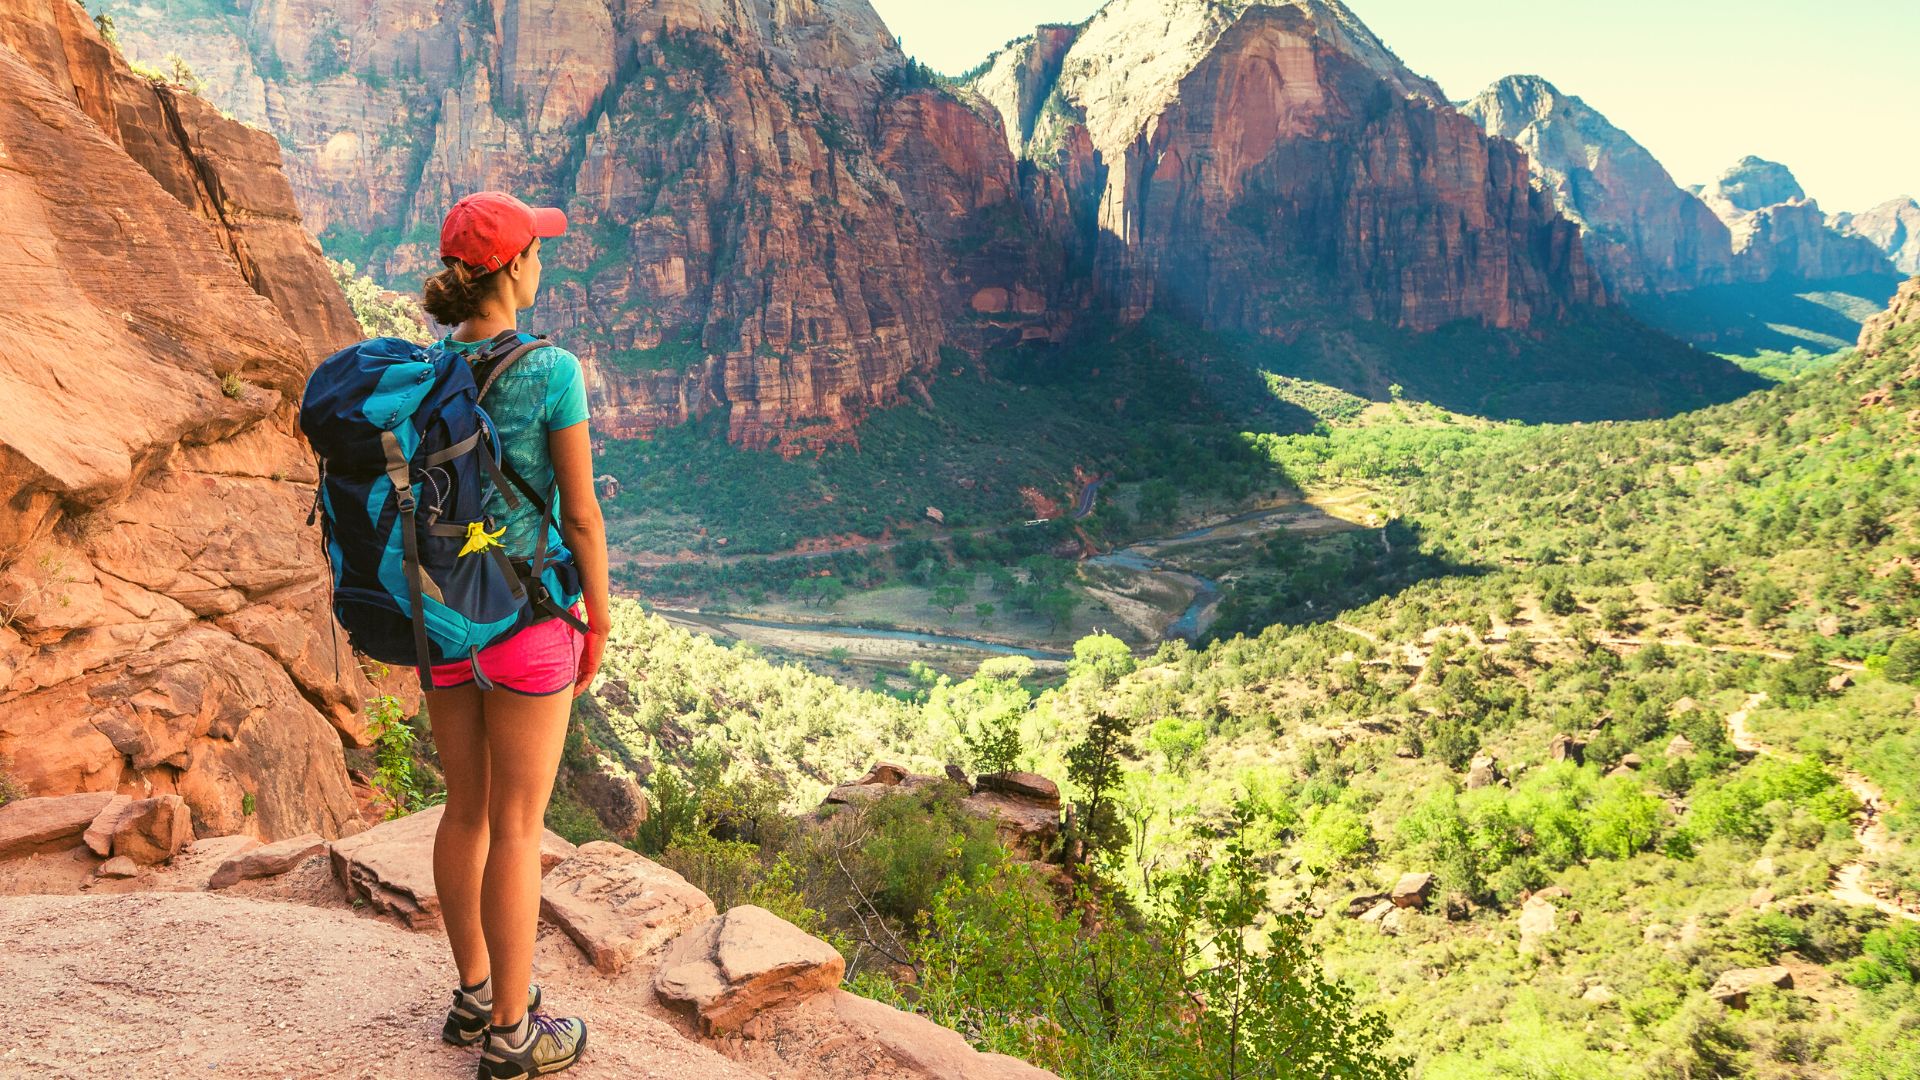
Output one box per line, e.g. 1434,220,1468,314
478,1012,587,1079
443,983,543,1047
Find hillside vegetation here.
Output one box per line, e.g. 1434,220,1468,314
504,294,1920,1077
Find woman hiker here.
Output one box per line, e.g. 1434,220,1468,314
420,191,609,1078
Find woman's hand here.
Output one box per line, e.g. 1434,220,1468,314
572,626,606,698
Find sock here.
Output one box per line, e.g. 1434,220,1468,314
461,975,493,1007
490,1013,531,1050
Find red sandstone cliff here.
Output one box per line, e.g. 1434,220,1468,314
0,0,377,841
969,0,1603,334
190,0,953,454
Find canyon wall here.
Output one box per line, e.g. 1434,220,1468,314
1463,75,1739,295
969,0,1602,335
0,0,375,841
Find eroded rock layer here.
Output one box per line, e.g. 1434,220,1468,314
1462,75,1738,295
971,0,1602,333
0,0,370,841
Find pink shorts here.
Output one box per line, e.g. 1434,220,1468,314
429,604,586,696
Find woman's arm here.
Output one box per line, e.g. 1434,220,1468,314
549,419,609,696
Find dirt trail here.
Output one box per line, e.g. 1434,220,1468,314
0,890,773,1079
1724,693,1919,923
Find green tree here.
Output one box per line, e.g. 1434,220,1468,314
1065,711,1133,869
1148,716,1207,776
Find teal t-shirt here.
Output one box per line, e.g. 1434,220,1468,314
440,334,590,561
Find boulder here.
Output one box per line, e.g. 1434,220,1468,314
1518,895,1558,952
1665,734,1696,759
108,795,194,865
960,789,1061,862
1548,734,1585,764
944,764,971,787
974,772,1060,803
96,855,139,878
0,792,118,859
1357,899,1395,924
1465,755,1499,790
570,763,649,841
82,794,133,857
540,842,716,974
1709,966,1793,1009
654,905,845,1035
329,805,576,930
823,783,889,806
1828,672,1854,694
209,833,328,890
858,762,910,787
1389,872,1433,910
1582,984,1617,1006
1533,885,1573,901
1620,753,1644,770
832,990,1059,1079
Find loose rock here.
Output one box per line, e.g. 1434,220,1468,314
1465,755,1499,789
83,794,133,857
540,842,716,974
209,834,328,890
330,806,575,930
655,905,845,1035
1709,966,1793,1009
1390,872,1433,909
0,792,118,859
96,855,139,879
831,990,1059,1078
109,795,194,865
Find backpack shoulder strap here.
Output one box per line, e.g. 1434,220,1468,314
471,331,555,402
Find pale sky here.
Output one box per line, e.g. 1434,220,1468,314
869,0,1918,214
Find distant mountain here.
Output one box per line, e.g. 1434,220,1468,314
967,0,1601,334
1834,196,1920,274
1461,75,1735,295
1694,156,1895,281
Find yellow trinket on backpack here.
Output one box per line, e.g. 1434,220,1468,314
457,521,506,558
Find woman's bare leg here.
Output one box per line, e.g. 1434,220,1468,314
426,683,491,988
478,687,572,1024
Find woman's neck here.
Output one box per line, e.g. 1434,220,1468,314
452,310,516,344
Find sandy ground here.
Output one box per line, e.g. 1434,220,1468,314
0,878,771,1080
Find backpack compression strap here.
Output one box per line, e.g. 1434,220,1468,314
381,429,443,690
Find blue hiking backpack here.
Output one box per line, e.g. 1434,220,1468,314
298,330,588,690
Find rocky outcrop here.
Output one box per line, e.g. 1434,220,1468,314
1835,197,1920,275
1389,871,1432,909
1860,275,1920,352
328,805,577,930
654,903,847,1035
0,792,119,859
207,832,327,889
823,763,1065,862
1695,157,1897,281
540,841,717,973
1463,75,1736,294
971,0,1602,333
0,0,376,844
1708,965,1793,1009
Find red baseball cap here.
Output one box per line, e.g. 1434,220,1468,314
439,191,567,272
